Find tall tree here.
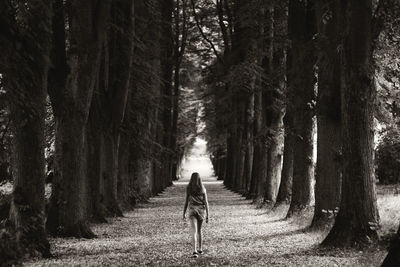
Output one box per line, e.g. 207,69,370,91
130,0,164,197
263,1,286,206
0,0,52,258
160,0,174,188
253,3,273,204
86,0,135,219
171,0,189,181
286,0,317,217
276,49,293,205
311,0,342,228
322,0,379,247
47,0,111,238
101,0,135,216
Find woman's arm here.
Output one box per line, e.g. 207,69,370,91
204,191,209,223
183,189,189,219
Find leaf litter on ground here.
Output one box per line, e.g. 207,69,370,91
19,179,400,266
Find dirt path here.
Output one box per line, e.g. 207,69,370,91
25,179,385,266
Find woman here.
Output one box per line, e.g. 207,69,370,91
183,172,209,258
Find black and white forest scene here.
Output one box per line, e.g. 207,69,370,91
1,0,400,266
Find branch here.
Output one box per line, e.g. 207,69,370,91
216,0,230,53
178,0,189,64
190,0,224,63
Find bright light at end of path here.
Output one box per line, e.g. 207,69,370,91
179,137,215,181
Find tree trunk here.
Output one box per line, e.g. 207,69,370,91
381,222,400,266
263,5,286,206
117,135,134,208
243,93,255,195
47,0,111,237
161,0,174,185
322,0,379,247
47,118,95,238
311,0,342,228
225,126,237,189
234,102,246,192
276,48,294,206
134,0,163,195
217,156,226,181
87,108,108,223
103,135,123,216
255,68,269,204
0,1,52,258
133,158,154,200
259,4,276,206
9,78,51,258
286,0,316,217
264,128,284,204
101,0,135,216
249,85,263,200
276,120,294,204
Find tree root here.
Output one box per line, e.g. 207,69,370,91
321,223,379,249
55,221,97,239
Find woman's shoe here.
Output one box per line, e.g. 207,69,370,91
197,250,204,255
192,252,198,258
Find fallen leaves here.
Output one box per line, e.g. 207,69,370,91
18,181,399,266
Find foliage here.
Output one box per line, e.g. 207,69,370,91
376,127,400,184
177,60,201,158
0,227,19,266
0,77,12,183
374,0,400,127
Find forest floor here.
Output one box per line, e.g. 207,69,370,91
20,178,399,266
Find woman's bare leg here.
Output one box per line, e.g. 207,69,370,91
189,217,198,252
197,219,203,251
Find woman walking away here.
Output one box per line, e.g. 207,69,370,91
183,172,209,258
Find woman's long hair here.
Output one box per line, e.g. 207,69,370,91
187,172,205,195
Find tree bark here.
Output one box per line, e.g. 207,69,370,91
101,0,135,216
264,124,284,205
47,0,111,237
225,122,237,189
381,222,400,266
234,102,245,192
322,0,379,247
243,93,255,195
263,5,286,206
161,0,174,186
276,118,294,204
0,1,52,256
133,0,163,196
276,49,294,206
48,117,95,238
311,0,342,228
286,0,317,217
249,85,264,200
171,0,188,183
117,135,134,208
103,135,123,216
87,99,108,222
